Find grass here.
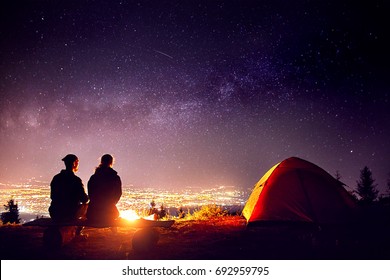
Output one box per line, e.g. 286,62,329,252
181,204,229,220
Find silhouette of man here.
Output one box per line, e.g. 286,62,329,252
49,154,89,222
87,154,122,224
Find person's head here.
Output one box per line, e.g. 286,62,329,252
100,154,114,168
62,154,79,172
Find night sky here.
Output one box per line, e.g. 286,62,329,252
1,0,389,193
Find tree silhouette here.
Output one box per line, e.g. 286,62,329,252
387,172,390,196
1,198,21,224
335,170,342,181
378,172,390,203
356,166,379,204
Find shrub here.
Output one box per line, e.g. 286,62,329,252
1,199,21,224
184,204,228,220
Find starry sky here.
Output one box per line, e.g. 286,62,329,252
0,0,389,193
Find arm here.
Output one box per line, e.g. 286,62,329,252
50,175,60,200
113,175,122,203
77,178,89,204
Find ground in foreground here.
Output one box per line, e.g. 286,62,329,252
1,216,389,260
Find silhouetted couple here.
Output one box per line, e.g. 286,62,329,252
48,154,122,225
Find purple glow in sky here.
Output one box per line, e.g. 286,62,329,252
0,0,389,193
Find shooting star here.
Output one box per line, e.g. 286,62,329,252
154,49,174,59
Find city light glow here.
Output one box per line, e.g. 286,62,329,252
0,183,247,222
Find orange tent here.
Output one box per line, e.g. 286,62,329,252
242,157,357,225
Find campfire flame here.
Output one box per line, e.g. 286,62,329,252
119,209,140,221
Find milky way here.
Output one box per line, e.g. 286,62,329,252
0,0,389,192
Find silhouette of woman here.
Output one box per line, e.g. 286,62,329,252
86,154,122,223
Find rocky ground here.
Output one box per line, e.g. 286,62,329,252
1,216,389,260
